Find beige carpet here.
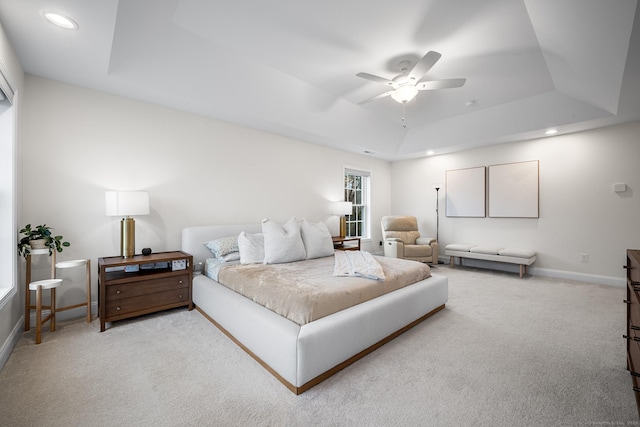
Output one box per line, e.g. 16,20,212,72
0,265,636,426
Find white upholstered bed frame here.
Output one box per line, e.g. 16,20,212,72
182,224,448,394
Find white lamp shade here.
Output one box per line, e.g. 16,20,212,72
105,191,150,216
332,201,353,215
391,85,419,103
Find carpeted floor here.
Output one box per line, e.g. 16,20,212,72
0,265,636,426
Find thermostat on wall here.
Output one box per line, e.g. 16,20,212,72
171,259,187,271
613,183,627,193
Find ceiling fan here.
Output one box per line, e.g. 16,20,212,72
356,51,466,105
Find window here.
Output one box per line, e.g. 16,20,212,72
344,168,371,239
0,92,14,306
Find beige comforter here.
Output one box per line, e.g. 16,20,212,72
217,254,431,325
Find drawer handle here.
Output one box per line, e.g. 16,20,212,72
116,306,121,311
623,334,640,342
179,294,183,299
625,265,633,269
631,371,640,377
178,280,183,284
625,300,632,304
632,325,640,331
116,290,121,294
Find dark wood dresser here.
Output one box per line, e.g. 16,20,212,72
98,251,193,332
625,249,640,415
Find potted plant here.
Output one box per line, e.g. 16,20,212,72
17,224,70,257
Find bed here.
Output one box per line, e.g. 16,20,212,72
182,223,448,394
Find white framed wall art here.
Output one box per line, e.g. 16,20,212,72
445,166,486,217
488,160,539,218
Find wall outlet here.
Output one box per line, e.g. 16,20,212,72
379,241,383,246
580,253,589,263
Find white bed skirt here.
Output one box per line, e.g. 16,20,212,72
183,224,448,393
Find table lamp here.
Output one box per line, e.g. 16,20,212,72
105,191,150,258
332,201,353,238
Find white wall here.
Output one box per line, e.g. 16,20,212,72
21,75,392,308
390,121,640,284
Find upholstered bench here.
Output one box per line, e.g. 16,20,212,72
445,244,536,278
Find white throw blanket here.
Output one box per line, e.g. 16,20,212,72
333,250,386,281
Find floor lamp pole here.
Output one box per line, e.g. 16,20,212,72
435,187,440,242
435,186,443,264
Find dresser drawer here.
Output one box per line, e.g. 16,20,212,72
105,275,189,301
630,304,640,331
629,251,640,283
631,341,640,379
105,288,189,317
629,280,640,316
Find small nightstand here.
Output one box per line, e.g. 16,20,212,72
332,236,361,251
98,251,193,332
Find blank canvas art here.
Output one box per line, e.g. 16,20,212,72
488,160,539,218
445,167,486,217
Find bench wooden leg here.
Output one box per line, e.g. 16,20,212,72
519,265,524,278
449,256,454,267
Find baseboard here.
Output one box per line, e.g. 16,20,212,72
529,267,625,287
437,256,625,287
0,315,24,371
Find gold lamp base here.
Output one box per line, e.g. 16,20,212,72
120,217,136,258
339,216,347,238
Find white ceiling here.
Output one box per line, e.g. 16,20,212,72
1,0,639,160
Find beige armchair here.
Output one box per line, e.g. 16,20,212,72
381,216,438,264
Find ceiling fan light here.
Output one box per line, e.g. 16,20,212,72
391,86,418,103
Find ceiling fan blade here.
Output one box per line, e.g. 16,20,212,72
356,72,396,87
358,90,394,105
416,78,466,90
407,51,442,82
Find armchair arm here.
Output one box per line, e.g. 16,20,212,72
416,236,436,245
383,238,405,259
415,237,439,264
431,241,439,264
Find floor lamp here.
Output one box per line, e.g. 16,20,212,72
434,186,444,264
434,186,440,242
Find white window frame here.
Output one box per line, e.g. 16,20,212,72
344,167,371,239
0,88,16,308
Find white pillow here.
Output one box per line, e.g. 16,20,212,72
300,219,334,259
261,218,306,264
238,232,265,264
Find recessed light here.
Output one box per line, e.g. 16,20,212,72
545,129,558,135
42,11,79,30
